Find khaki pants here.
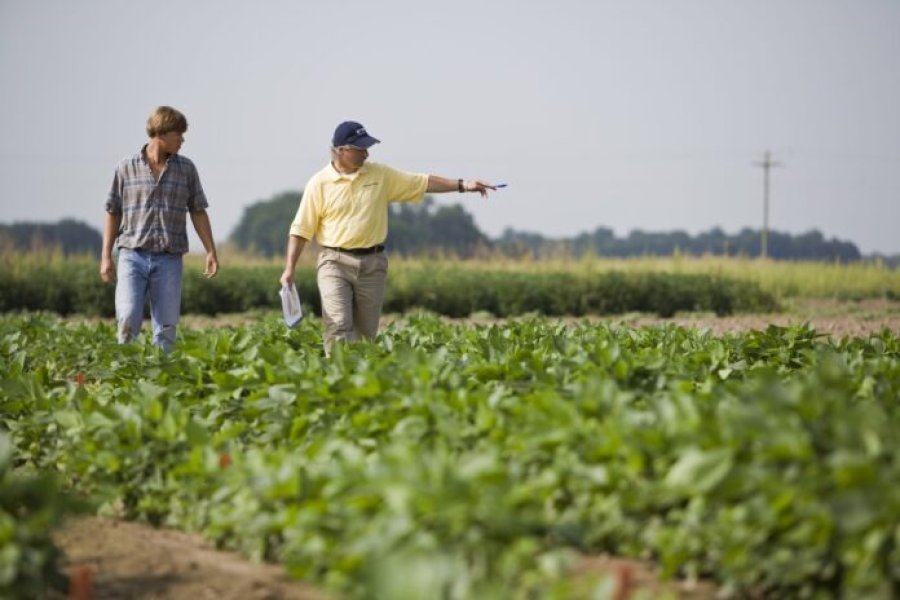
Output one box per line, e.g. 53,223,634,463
316,247,388,352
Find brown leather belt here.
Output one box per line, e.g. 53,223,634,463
322,244,385,256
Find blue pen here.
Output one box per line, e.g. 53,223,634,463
495,183,508,188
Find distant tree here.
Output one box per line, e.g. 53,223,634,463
695,227,730,255
229,191,301,257
230,192,491,258
788,230,860,261
0,219,101,255
571,227,616,257
229,192,867,263
387,199,434,255
497,228,547,258
387,197,491,258
495,225,863,262
424,203,490,257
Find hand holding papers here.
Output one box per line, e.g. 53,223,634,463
279,283,303,328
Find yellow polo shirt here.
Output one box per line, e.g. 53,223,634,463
289,161,428,248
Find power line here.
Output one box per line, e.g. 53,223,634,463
753,150,783,259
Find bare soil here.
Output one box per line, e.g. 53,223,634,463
51,300,898,599
453,298,900,338
53,517,715,600
184,299,900,338
53,517,326,600
618,298,900,338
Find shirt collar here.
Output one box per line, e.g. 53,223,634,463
140,144,177,165
328,161,368,182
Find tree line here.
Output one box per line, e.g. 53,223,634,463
498,225,865,262
2,192,895,266
229,190,883,263
228,191,491,259
0,220,101,256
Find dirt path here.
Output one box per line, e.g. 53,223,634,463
53,517,326,600
620,298,900,338
54,517,715,600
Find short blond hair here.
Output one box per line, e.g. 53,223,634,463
146,106,188,137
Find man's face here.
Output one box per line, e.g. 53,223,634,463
158,130,185,155
337,145,368,170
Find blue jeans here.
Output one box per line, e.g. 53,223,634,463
115,248,183,353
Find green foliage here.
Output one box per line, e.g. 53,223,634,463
2,313,898,598
0,219,102,256
225,189,877,262
500,226,865,262
229,191,302,257
0,256,778,317
228,192,492,259
387,198,491,258
0,257,116,316
385,266,777,317
0,432,70,598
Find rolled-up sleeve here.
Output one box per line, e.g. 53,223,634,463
186,162,209,212
105,168,123,214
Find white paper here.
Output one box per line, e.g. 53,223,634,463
279,283,303,328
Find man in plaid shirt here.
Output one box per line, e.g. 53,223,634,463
100,106,218,353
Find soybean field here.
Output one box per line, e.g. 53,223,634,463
3,311,899,599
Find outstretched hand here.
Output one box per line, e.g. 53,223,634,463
464,180,497,197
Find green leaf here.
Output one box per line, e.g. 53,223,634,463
186,418,210,447
664,448,733,495
53,410,82,430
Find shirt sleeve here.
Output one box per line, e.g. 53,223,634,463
381,164,429,204
186,162,209,212
289,179,320,240
105,167,123,214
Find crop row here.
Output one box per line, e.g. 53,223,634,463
400,255,900,301
2,313,898,598
0,256,778,317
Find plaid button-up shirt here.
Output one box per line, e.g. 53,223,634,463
105,145,208,254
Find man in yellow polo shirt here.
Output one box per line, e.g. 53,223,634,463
279,120,497,352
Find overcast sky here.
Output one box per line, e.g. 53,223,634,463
1,0,898,254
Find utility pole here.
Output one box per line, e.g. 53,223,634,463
753,150,782,259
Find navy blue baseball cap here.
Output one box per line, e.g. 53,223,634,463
332,121,380,148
